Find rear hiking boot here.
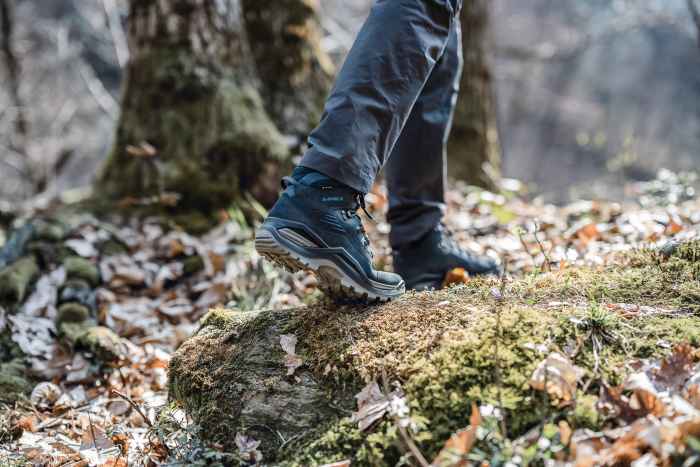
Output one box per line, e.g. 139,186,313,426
393,225,501,291
255,170,405,303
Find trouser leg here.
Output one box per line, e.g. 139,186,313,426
299,0,462,194
385,18,463,250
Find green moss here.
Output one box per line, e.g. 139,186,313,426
98,46,290,217
60,323,124,364
0,359,32,404
57,303,91,327
99,239,128,257
32,219,66,243
0,257,39,307
63,256,100,287
182,255,205,275
171,243,700,465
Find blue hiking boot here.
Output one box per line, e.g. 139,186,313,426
255,170,405,303
393,225,501,291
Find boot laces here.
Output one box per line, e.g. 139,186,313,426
282,176,374,258
352,193,374,258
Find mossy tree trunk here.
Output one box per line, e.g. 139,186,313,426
99,0,330,213
169,243,700,465
242,0,333,137
448,0,501,191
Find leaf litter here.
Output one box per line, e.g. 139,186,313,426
2,170,700,464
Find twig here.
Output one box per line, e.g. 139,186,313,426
0,0,27,137
516,227,538,271
78,63,119,119
102,0,129,67
688,0,700,47
88,413,98,452
110,389,153,428
533,221,552,272
380,367,430,467
492,262,509,438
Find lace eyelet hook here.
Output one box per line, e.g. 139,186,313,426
355,193,375,222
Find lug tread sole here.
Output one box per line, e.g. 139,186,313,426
255,229,400,304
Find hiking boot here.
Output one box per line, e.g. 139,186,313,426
393,225,501,290
255,170,405,303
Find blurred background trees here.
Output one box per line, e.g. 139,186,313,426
2,0,700,212
99,0,331,214
449,0,502,190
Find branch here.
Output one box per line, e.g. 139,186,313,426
688,0,700,47
0,0,28,137
78,63,119,119
102,0,129,67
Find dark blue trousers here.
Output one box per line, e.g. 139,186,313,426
300,0,463,249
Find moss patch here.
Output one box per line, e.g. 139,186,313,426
170,245,700,465
0,359,32,404
63,256,100,287
0,257,39,307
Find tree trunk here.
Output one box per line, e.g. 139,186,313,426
0,0,27,138
448,0,501,191
242,0,333,137
99,0,329,215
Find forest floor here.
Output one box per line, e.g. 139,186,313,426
1,170,699,466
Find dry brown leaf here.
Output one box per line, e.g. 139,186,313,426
351,381,390,432
559,420,573,446
443,268,469,288
280,334,303,376
530,352,583,402
576,223,600,242
30,382,63,410
125,142,157,158
432,403,481,467
654,343,695,392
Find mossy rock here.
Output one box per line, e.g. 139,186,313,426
32,219,66,243
60,323,126,364
56,303,91,327
182,255,205,275
0,359,32,404
0,257,39,307
63,256,100,287
169,245,700,465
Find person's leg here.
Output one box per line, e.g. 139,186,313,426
385,19,502,289
256,0,463,302
299,0,461,195
384,18,463,250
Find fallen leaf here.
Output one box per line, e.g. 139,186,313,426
530,352,583,402
235,432,262,463
125,142,157,158
280,334,304,376
432,403,481,467
66,239,99,258
320,461,351,467
30,382,63,410
443,268,469,288
351,381,390,432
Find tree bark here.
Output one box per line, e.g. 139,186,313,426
448,0,501,191
99,0,319,214
0,0,27,138
242,0,333,137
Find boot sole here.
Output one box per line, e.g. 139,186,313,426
255,226,404,304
